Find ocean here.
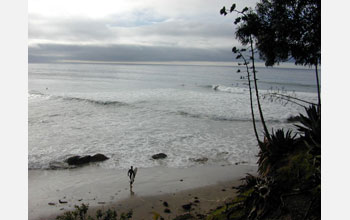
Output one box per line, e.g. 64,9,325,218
28,62,318,170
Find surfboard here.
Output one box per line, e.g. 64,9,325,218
133,167,138,177
130,167,137,184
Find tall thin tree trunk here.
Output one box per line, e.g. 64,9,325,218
243,57,260,143
250,36,270,139
315,64,321,108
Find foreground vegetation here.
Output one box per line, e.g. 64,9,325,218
56,204,132,220
206,105,320,220
207,1,321,218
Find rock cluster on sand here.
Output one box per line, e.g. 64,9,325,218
65,154,109,166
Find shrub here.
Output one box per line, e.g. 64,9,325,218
258,129,297,176
56,204,132,220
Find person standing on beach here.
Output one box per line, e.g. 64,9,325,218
127,166,135,186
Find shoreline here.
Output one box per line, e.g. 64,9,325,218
29,164,256,220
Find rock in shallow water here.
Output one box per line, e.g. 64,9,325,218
152,153,167,159
65,154,109,166
91,153,109,162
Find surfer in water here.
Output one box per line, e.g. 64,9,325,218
127,166,137,186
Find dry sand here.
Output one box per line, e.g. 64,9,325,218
29,164,256,220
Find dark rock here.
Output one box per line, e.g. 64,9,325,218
152,153,167,159
59,200,68,204
65,154,109,166
163,201,169,207
180,179,183,182
194,200,200,203
91,153,109,162
182,203,192,211
48,202,56,206
78,155,92,164
164,208,171,213
66,156,81,165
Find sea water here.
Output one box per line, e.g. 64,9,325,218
28,62,318,170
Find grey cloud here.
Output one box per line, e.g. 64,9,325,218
135,19,234,39
28,43,235,63
29,15,117,42
28,11,235,47
28,2,243,62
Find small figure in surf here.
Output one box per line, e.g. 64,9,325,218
127,166,137,186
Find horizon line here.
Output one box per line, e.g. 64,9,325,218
30,60,316,69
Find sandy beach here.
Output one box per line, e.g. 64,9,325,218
29,164,256,220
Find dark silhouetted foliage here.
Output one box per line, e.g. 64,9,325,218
221,0,321,106
295,105,321,147
56,204,132,220
239,0,321,67
258,129,297,176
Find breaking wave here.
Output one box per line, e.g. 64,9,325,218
212,85,247,94
29,90,128,107
60,96,127,106
175,110,284,123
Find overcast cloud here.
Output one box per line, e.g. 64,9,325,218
28,0,257,62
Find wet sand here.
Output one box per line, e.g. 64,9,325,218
29,164,256,220
85,179,243,220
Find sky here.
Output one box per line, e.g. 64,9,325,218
28,0,257,63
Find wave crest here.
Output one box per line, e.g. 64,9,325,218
212,85,246,94
175,110,284,123
29,91,128,107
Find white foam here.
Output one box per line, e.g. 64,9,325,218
28,63,318,170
